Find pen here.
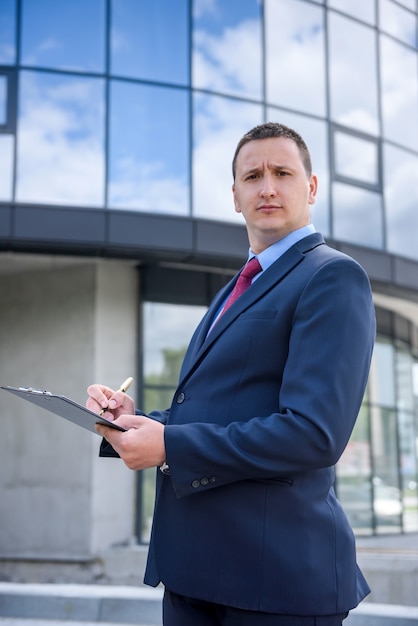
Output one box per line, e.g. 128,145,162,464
99,376,133,416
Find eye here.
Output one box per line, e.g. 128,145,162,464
245,172,260,180
278,170,289,177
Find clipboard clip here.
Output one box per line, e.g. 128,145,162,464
18,387,52,395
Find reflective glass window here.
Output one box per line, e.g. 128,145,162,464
333,131,380,187
337,405,373,535
384,144,418,260
111,0,189,85
0,0,16,63
328,13,379,135
398,407,418,531
328,0,376,25
108,81,189,215
21,0,106,72
193,93,262,222
380,0,417,48
396,0,416,10
0,75,6,125
396,349,418,531
265,0,326,116
332,182,383,249
369,340,396,408
141,301,207,541
380,36,418,152
192,0,262,99
267,108,329,236
16,71,105,206
0,135,14,200
370,407,402,533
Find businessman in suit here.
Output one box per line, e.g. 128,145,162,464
87,122,376,625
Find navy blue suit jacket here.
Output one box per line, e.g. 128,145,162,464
141,233,375,615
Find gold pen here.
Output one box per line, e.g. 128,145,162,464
99,376,133,416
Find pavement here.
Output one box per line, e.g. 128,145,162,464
0,533,417,625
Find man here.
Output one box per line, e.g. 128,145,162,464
87,122,376,625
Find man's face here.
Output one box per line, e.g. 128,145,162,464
232,137,318,254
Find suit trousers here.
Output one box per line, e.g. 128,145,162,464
163,589,349,626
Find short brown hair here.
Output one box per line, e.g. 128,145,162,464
232,122,312,180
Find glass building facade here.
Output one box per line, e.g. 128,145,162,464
1,0,418,542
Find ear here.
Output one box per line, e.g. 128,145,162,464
308,174,318,206
232,184,242,213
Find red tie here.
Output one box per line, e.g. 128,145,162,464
221,257,262,315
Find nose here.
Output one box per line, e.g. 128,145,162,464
260,173,277,198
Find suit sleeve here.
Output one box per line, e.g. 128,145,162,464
164,257,376,498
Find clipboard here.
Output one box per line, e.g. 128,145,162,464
1,385,127,434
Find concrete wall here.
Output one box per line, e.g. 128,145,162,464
0,258,138,568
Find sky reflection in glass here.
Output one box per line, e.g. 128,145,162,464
0,135,14,200
334,132,379,186
21,0,105,72
193,0,262,99
0,0,16,63
108,81,189,214
0,75,6,125
329,13,379,135
16,71,105,206
265,0,326,116
384,144,418,260
380,0,417,47
328,0,376,25
111,0,189,85
380,36,418,151
332,182,383,250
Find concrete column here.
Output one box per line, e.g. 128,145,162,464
0,257,138,571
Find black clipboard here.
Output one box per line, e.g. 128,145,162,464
1,385,127,434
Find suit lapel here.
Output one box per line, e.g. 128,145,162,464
179,232,324,386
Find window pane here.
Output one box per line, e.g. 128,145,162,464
16,71,105,206
0,75,6,125
396,349,414,412
0,135,14,201
143,302,206,381
0,0,16,63
267,108,330,236
332,182,383,249
398,409,418,531
141,301,207,542
369,341,396,408
111,0,189,85
328,0,376,25
384,144,418,260
334,131,379,186
380,35,418,151
337,405,374,535
193,93,262,222
265,0,326,116
329,13,379,134
109,81,189,214
370,407,402,533
21,0,105,72
380,0,417,47
193,0,262,99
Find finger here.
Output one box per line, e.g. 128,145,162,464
87,384,113,412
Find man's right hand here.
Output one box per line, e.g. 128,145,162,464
86,383,135,421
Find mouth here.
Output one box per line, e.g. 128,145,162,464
257,205,282,212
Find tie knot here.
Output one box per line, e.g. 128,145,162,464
241,257,262,280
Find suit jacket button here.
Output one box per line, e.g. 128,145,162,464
200,477,209,486
192,480,200,489
209,476,217,483
176,392,185,404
